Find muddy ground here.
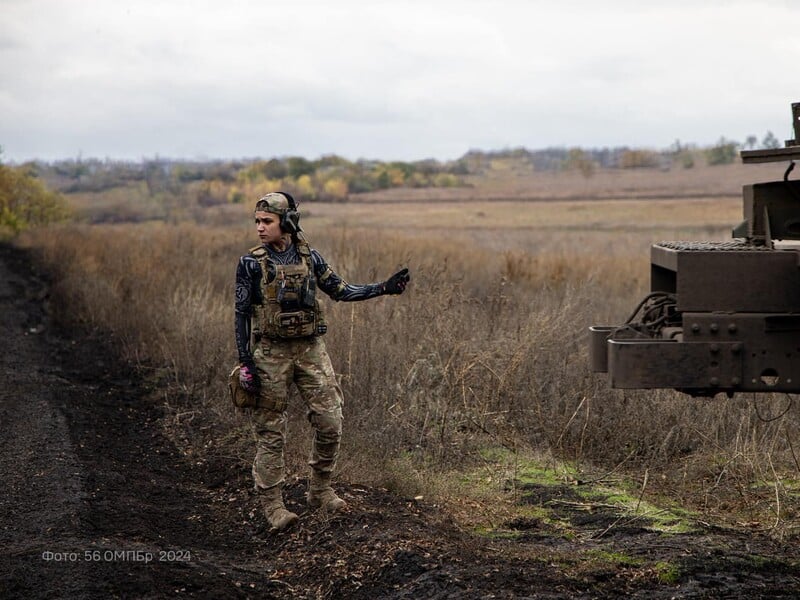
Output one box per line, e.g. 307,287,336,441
1,242,798,599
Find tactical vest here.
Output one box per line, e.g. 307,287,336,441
250,242,327,340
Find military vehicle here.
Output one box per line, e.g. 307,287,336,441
590,102,800,397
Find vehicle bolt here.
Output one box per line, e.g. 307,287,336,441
731,343,742,354
710,377,719,386
710,323,719,333
691,323,700,333
731,377,740,385
728,323,737,334
710,344,720,353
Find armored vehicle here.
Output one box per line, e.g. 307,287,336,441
590,102,800,397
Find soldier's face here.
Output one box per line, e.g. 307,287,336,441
254,211,283,245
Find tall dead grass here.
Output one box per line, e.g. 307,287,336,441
18,213,800,534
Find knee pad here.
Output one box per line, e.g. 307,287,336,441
310,409,342,440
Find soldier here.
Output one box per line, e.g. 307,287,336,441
234,192,410,531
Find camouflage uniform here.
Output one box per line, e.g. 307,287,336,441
250,336,343,490
235,241,383,494
235,193,408,530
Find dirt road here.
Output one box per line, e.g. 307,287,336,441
1,243,798,599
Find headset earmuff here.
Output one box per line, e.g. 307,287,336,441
278,191,300,234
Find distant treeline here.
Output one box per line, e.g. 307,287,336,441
16,131,780,203
0,131,782,231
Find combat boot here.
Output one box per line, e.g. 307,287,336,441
306,472,347,512
261,486,298,531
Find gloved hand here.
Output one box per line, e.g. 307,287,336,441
383,268,410,295
239,361,261,394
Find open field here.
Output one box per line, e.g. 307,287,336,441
4,162,799,596
19,163,800,521
198,160,766,256
298,196,742,255
353,159,783,201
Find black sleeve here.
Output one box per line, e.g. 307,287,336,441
234,255,262,363
311,249,384,302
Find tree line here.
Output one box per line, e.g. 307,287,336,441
0,132,782,232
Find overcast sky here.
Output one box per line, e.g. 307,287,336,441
1,0,798,163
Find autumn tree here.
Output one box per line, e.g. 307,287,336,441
705,137,739,165
0,159,71,235
618,149,660,168
564,148,596,177
322,177,348,201
287,157,314,178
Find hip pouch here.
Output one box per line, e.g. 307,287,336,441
228,365,257,409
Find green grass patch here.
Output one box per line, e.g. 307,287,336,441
472,525,522,540
475,447,580,485
750,477,800,492
569,486,699,534
655,560,681,584
582,549,644,568
422,447,701,540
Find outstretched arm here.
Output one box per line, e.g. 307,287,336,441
311,249,409,301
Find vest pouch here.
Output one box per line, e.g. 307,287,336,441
275,310,316,338
277,280,301,310
299,275,316,309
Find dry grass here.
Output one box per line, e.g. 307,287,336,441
353,160,782,202
16,183,800,536
303,196,742,231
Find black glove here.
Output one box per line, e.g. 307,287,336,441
239,359,261,393
383,268,410,295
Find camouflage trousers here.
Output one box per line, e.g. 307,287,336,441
249,336,344,491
